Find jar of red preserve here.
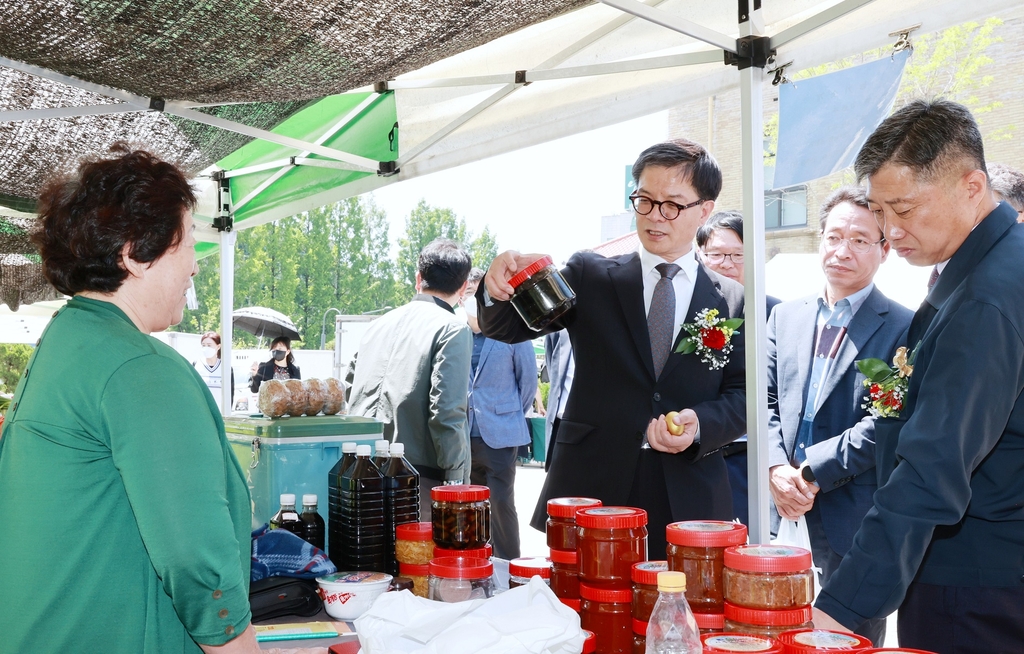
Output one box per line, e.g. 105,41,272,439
550,547,580,601
546,497,602,550
577,506,648,589
695,611,725,634
580,584,633,654
666,520,747,614
723,545,814,611
509,557,551,588
723,602,813,639
631,560,667,623
632,618,648,654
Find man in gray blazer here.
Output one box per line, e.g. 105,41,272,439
767,187,912,646
348,239,474,516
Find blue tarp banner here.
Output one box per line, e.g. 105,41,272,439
773,50,910,190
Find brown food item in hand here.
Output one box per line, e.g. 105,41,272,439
322,378,345,415
303,378,327,416
284,379,307,416
258,380,291,418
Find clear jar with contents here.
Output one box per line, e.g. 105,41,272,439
546,497,602,551
395,522,434,565
694,611,725,634
580,584,634,654
631,560,667,623
509,557,552,588
666,520,747,614
431,485,490,550
632,618,647,654
776,629,873,652
508,256,577,332
701,633,784,653
576,507,648,589
723,602,813,639
550,548,580,601
428,556,494,602
433,543,492,560
398,562,430,598
723,545,814,610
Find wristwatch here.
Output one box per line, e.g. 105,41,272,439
801,465,817,483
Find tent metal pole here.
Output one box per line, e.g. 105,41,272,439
770,0,879,50
596,0,738,53
0,56,148,105
218,227,236,416
739,1,771,545
0,103,145,123
220,158,293,179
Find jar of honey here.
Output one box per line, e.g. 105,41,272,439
580,584,634,654
508,256,577,332
431,485,490,550
395,522,434,565
632,618,647,654
776,629,873,653
398,562,430,598
427,556,494,602
723,545,814,610
509,557,552,588
546,497,602,550
694,611,725,634
433,543,492,560
550,547,580,601
701,633,784,653
631,560,667,623
666,520,747,614
723,602,813,640
577,506,648,589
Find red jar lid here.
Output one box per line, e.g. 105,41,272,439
549,548,578,564
508,255,554,289
582,629,596,653
430,484,490,502
509,557,552,579
428,556,494,580
395,522,433,541
776,629,873,653
632,618,648,636
631,560,668,585
547,496,603,518
433,543,492,559
561,597,582,612
666,520,748,547
724,602,813,627
702,633,784,653
398,562,430,576
576,506,648,529
579,583,632,603
860,650,938,653
724,545,813,573
693,612,725,630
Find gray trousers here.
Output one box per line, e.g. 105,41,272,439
470,437,521,560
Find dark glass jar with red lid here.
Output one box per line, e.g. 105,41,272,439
508,256,576,331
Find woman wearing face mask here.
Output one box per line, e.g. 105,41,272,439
248,336,301,393
194,331,234,401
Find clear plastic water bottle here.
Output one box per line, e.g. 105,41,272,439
645,571,701,654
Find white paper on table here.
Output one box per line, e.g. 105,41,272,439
354,577,584,654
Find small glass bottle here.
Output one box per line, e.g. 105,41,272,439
299,493,325,550
508,255,577,331
645,571,701,654
270,493,303,536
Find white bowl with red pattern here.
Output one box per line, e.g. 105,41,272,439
316,571,393,620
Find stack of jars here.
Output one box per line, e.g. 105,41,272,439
428,485,495,602
545,497,602,612
395,522,433,597
721,545,815,638
665,520,748,631
630,560,667,652
575,506,649,654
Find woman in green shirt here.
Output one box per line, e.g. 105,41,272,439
0,146,315,653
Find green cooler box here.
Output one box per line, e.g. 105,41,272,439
225,415,383,542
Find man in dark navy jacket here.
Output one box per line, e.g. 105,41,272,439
813,100,1024,653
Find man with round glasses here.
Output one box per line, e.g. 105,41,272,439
477,139,748,557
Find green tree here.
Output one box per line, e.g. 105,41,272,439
468,225,499,271
0,343,32,394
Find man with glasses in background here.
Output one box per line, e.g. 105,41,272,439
766,187,912,646
478,139,747,557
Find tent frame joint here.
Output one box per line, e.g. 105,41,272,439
724,35,773,70
377,161,400,177
214,177,233,232
374,81,389,93
514,70,529,85
149,97,165,112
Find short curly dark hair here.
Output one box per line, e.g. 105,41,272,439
32,143,197,296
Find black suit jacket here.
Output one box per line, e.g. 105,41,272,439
478,250,747,530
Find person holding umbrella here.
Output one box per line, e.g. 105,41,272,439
249,336,301,392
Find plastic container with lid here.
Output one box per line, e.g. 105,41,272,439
576,506,648,589
582,629,597,654
431,485,491,550
433,543,493,560
723,545,814,610
561,597,582,613
546,497,603,550
631,560,668,623
667,520,748,614
509,557,552,588
859,650,937,653
398,562,430,598
632,618,648,654
723,602,813,640
701,633,784,653
776,629,873,653
395,522,434,565
428,556,494,602
695,611,726,634
580,584,634,654
550,547,580,600
508,256,577,332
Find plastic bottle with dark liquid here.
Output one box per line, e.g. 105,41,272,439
299,493,326,550
270,493,303,536
329,444,386,571
371,439,391,470
336,442,358,477
381,441,420,574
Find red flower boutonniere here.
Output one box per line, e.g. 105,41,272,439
674,308,743,371
856,344,918,418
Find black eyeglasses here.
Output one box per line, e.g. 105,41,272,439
704,252,744,264
629,193,704,220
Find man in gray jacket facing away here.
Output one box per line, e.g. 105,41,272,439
348,239,474,515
